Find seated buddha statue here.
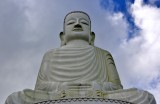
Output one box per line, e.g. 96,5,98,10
5,11,156,104
34,11,123,92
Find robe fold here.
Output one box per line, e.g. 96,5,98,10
35,44,122,92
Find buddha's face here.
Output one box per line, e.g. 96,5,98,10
64,12,91,43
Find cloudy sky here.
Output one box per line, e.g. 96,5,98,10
1,0,160,103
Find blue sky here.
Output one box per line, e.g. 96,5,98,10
0,0,160,103
143,0,160,7
100,0,139,38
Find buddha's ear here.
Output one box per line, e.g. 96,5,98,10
59,32,66,46
90,32,95,46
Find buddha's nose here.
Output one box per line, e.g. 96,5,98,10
74,24,82,28
75,18,80,25
74,19,81,27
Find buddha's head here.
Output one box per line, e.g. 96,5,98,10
60,11,95,46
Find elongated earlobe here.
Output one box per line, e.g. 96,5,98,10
59,32,66,46
90,32,95,46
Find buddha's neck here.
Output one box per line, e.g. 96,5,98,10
66,40,89,46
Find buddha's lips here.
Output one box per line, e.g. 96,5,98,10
72,28,83,31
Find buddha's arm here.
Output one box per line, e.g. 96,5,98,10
35,51,54,91
105,53,123,90
35,50,62,92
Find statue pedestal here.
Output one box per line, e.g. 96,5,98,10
5,88,156,104
35,98,131,104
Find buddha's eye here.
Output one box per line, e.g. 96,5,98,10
81,22,89,25
67,22,75,25
67,20,75,25
80,20,89,25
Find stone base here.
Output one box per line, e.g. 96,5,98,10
5,88,156,104
35,98,132,104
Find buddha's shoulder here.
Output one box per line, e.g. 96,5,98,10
43,48,60,57
94,46,111,55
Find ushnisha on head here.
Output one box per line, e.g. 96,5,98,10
60,11,95,46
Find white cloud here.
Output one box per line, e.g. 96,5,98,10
115,0,160,103
132,0,160,87
95,12,128,52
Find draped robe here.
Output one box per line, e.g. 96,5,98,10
5,44,156,104
35,44,122,92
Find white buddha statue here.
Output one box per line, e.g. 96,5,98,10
5,11,156,104
34,11,123,92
